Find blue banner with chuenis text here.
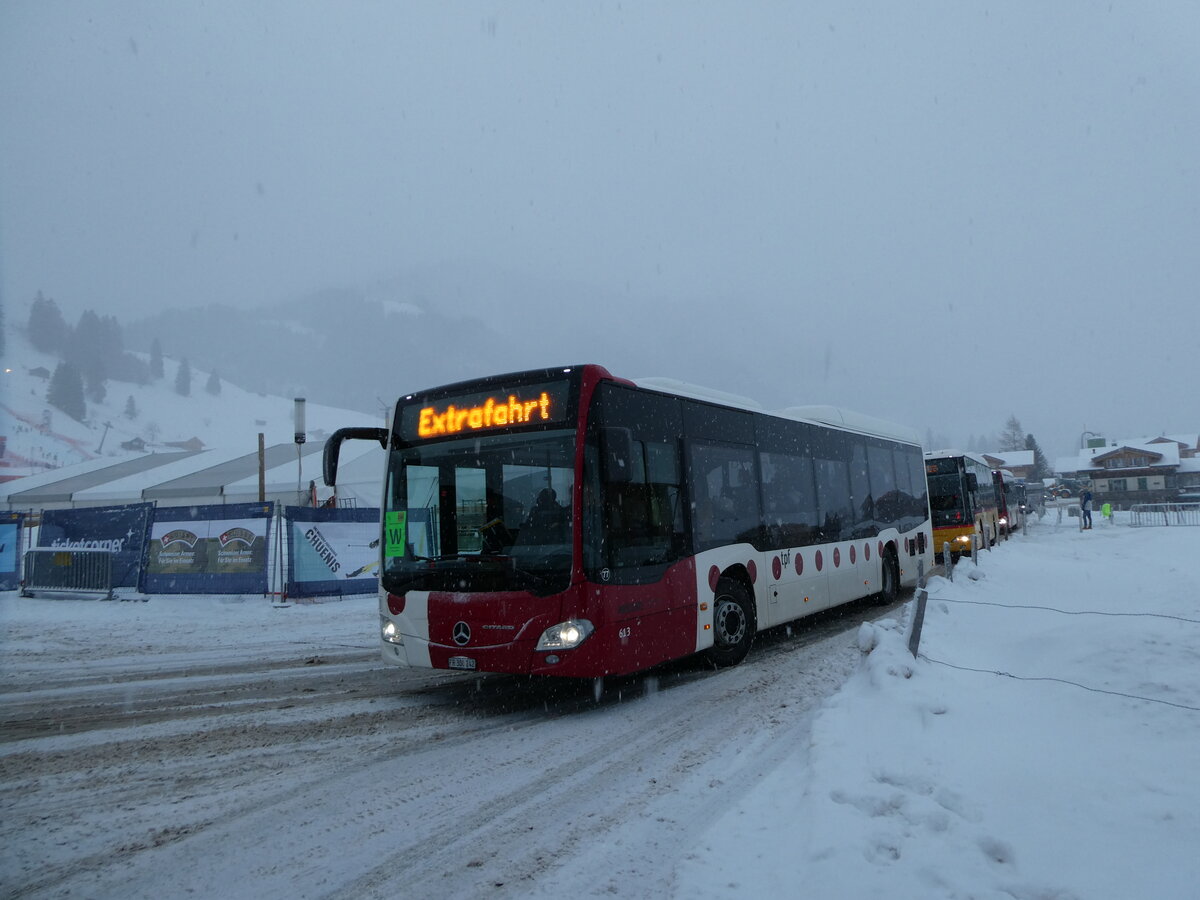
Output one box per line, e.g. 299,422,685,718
284,506,380,598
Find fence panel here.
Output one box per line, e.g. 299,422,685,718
283,506,380,599
1129,503,1200,527
22,548,115,599
141,502,274,594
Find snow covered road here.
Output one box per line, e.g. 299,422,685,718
1,590,905,898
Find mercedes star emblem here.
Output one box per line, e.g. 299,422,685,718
452,621,471,646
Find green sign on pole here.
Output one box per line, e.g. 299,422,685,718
384,511,407,558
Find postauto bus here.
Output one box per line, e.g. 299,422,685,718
924,450,1001,561
324,365,933,680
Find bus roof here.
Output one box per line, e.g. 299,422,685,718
633,377,921,446
925,448,992,467
392,366,923,448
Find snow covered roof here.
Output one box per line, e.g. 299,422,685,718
983,450,1034,468
1146,433,1199,450
3,451,198,505
924,448,992,468
71,448,249,505
224,440,383,505
1057,441,1183,474
0,453,140,505
775,405,921,445
632,378,920,445
143,442,323,501
633,377,764,410
2,442,330,510
1089,443,1177,466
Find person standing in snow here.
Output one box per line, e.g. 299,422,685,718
1080,487,1093,530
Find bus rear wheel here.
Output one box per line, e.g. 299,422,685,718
707,578,755,668
876,548,899,605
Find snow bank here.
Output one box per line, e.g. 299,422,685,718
678,519,1200,899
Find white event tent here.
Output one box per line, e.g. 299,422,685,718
1,441,385,513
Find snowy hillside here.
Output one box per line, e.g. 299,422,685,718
1,325,380,480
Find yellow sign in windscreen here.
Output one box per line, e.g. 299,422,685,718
399,380,571,441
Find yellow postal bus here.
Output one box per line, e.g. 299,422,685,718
924,450,1000,561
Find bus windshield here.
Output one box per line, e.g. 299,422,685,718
927,473,970,526
381,429,576,596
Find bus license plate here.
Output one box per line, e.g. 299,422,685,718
448,656,476,670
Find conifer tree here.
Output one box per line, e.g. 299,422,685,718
66,310,110,402
205,370,221,396
124,395,138,420
47,362,87,422
175,358,191,396
1025,434,1050,483
28,292,69,353
150,338,164,380
84,367,107,404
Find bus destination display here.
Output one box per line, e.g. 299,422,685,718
400,380,571,441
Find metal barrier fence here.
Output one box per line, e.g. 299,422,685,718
1129,503,1200,527
21,548,116,599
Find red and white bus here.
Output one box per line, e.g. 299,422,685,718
324,365,933,680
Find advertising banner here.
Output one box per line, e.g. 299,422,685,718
141,502,273,594
37,504,152,587
0,512,24,591
284,507,380,597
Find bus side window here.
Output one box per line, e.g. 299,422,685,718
601,439,684,568
760,450,819,548
867,442,898,530
814,456,853,542
692,443,761,551
848,441,874,537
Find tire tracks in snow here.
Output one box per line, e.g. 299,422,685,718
1,594,908,898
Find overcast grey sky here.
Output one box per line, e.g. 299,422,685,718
2,1,1197,458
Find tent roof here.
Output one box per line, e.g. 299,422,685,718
2,452,194,505
144,442,322,500
2,443,329,509
72,448,247,503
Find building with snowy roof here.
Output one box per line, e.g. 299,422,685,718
1054,432,1200,505
980,450,1036,481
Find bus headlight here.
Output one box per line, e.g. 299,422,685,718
955,535,971,544
381,616,404,645
536,619,594,651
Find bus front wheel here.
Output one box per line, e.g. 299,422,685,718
707,578,755,668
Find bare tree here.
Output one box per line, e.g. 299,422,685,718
999,415,1025,452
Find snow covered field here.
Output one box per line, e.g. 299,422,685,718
2,513,1198,899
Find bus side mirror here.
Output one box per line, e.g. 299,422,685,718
601,427,634,484
966,473,979,491
323,427,388,487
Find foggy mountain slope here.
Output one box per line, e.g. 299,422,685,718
122,262,850,422
1,326,376,477
124,289,492,416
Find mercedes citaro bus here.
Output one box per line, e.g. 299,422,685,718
325,365,932,680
